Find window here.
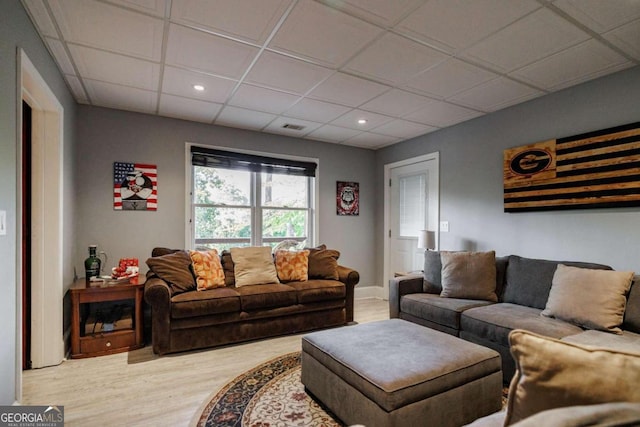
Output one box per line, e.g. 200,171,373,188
190,146,316,251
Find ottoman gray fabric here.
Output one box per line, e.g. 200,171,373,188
301,319,502,427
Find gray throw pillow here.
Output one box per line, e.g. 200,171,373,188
440,251,497,302
423,250,442,294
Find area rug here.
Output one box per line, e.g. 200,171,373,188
195,352,343,427
195,351,509,427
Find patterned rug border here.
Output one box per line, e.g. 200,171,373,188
193,351,320,427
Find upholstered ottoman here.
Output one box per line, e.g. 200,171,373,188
301,319,502,427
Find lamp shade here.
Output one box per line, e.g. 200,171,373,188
417,230,436,250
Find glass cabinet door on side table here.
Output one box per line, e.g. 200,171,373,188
69,277,144,358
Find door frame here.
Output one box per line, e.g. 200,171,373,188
16,49,65,399
383,152,439,299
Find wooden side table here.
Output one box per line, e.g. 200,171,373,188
69,277,144,358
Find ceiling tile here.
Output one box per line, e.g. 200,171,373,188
306,124,362,143
462,8,590,72
360,89,430,116
284,98,352,122
405,58,499,99
603,19,640,60
344,32,448,85
45,38,76,75
158,94,222,123
345,132,401,149
404,99,483,127
162,66,237,103
107,0,167,17
228,84,300,114
245,51,333,94
64,75,89,103
511,40,632,91
264,117,322,136
269,0,382,68
170,0,292,44
84,79,157,113
553,0,640,33
68,44,160,90
449,77,543,112
330,109,393,130
215,106,276,130
371,119,437,138
23,0,59,38
319,0,426,27
165,24,259,79
49,0,164,61
308,72,390,107
396,0,540,53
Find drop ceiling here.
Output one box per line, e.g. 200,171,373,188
23,0,640,149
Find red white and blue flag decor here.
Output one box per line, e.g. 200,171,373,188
114,162,157,211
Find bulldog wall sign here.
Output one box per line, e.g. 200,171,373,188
337,181,359,216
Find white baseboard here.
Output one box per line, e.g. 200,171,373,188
355,286,386,300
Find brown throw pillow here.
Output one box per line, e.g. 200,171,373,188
504,330,640,425
146,250,196,294
307,245,340,280
542,264,634,334
440,251,497,301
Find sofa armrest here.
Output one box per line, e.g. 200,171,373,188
337,265,359,323
144,276,172,354
389,274,423,318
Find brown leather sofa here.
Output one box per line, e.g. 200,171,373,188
144,247,359,355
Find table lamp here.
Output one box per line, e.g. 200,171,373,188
417,230,436,251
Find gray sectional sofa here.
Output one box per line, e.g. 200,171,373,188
389,251,640,381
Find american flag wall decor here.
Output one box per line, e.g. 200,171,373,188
504,122,640,212
114,162,157,211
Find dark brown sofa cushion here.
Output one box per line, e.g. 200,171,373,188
171,287,240,318
220,250,235,286
236,283,297,311
287,280,345,304
146,250,196,294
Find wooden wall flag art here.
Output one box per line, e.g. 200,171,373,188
504,122,640,212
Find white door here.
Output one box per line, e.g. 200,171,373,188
384,153,439,298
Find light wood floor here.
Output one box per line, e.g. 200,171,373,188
22,298,389,427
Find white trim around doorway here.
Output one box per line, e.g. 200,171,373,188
382,152,439,300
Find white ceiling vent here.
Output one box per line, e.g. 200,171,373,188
282,123,306,131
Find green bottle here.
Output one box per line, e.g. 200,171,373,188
85,245,101,280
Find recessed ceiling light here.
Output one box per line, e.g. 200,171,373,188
193,84,205,92
358,119,367,125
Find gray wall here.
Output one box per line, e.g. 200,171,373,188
376,65,640,286
75,106,376,287
0,2,77,404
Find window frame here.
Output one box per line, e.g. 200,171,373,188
185,143,319,250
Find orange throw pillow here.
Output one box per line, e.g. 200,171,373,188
275,250,310,282
189,249,225,290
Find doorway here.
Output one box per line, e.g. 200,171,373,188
22,101,32,371
383,153,439,299
18,49,65,398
